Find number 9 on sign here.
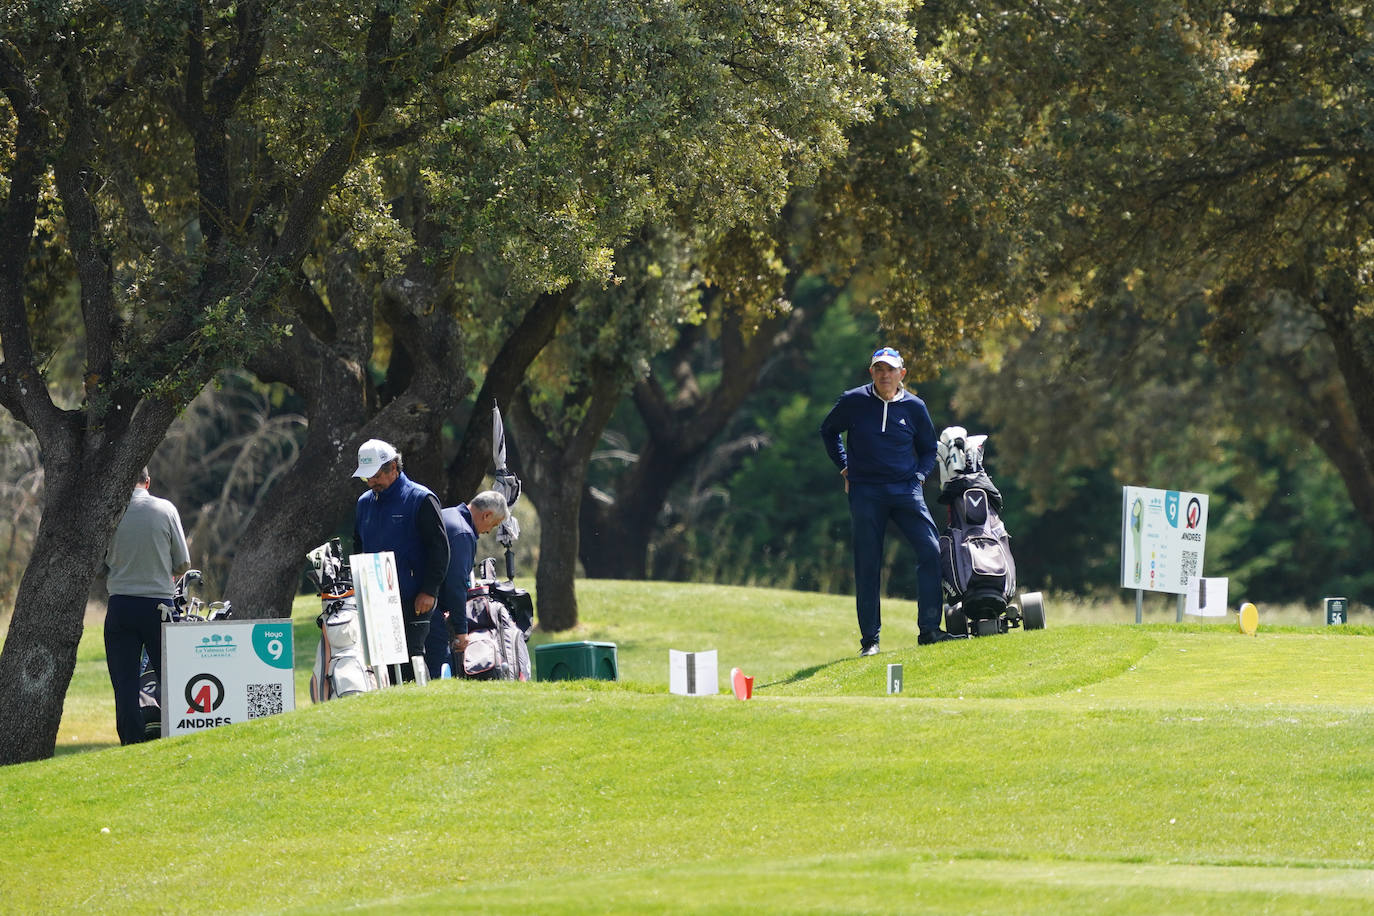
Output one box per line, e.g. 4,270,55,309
252,624,295,669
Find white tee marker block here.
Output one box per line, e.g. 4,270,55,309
669,649,718,696
1185,577,1229,617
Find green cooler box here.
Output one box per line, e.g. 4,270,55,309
535,641,619,682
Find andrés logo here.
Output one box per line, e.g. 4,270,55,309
178,672,232,730
185,672,225,713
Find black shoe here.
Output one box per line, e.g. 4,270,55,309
918,630,966,645
860,642,880,657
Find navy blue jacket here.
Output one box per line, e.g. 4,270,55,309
438,504,478,634
354,472,448,608
819,384,938,485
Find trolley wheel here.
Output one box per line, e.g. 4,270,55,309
1020,592,1046,630
945,604,968,637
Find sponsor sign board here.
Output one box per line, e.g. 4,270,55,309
162,620,294,737
1121,486,1209,595
351,551,409,667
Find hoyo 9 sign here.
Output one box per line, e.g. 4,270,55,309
1121,486,1209,595
162,620,295,736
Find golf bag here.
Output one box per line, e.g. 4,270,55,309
937,427,1018,632
138,656,162,740
454,558,534,680
138,569,234,738
307,539,377,701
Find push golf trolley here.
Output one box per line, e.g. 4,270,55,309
936,426,1046,637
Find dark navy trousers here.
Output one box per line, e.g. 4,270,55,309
423,603,451,679
848,478,943,645
104,594,167,745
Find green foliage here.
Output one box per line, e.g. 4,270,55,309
420,0,935,302
949,291,1374,602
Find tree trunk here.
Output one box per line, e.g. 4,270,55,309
0,421,171,764
0,488,112,761
1312,302,1374,532
580,439,689,579
220,426,367,617
446,290,570,502
530,458,589,632
511,360,625,632
577,294,820,579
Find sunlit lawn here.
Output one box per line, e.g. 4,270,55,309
3,582,1373,913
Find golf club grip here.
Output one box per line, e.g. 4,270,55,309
505,548,515,581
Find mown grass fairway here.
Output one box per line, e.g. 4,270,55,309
3,581,1374,914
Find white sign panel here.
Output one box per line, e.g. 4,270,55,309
1121,486,1209,595
351,551,409,666
669,649,718,696
162,620,295,737
1185,577,1229,617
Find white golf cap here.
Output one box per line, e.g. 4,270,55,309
353,439,399,478
870,346,904,369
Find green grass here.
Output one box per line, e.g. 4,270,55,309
4,581,1374,913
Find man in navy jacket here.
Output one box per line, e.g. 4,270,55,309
353,439,450,681
820,347,958,655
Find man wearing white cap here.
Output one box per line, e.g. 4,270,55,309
352,439,450,681
820,346,959,655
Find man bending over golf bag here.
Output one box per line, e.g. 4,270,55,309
433,489,512,678
456,555,535,680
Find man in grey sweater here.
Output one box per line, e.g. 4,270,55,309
104,467,191,744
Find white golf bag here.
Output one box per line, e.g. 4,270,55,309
307,539,377,701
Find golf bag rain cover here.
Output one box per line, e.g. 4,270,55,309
939,485,1017,617
311,595,377,700
138,652,161,740
457,583,533,680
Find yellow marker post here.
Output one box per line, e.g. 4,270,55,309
1238,602,1259,636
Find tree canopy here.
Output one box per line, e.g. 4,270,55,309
0,0,942,762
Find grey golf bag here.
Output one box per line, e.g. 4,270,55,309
453,557,534,680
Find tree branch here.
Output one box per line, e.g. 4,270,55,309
0,41,50,427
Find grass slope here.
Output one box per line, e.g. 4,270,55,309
4,581,1374,914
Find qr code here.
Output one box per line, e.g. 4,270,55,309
247,683,284,719
1180,550,1199,586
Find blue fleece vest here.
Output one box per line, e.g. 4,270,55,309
355,472,435,604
